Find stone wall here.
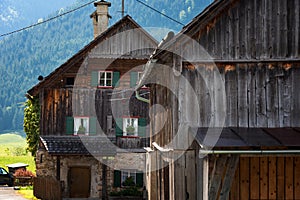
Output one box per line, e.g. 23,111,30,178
35,151,145,199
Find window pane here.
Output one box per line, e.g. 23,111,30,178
100,72,105,79
99,79,105,86
106,80,112,86
74,117,89,135
106,72,112,79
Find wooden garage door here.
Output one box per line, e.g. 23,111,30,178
69,167,91,198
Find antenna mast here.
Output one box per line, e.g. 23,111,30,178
122,0,124,17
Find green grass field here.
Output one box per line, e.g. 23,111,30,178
0,133,36,173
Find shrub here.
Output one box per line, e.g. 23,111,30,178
14,169,35,177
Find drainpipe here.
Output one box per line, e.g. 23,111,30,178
135,90,150,104
199,149,300,155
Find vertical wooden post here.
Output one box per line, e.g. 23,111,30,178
197,156,204,200
203,156,209,200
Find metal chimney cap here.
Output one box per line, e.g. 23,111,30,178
94,0,111,7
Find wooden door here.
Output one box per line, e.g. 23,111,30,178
69,167,91,198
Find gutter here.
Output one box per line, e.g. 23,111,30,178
199,149,300,155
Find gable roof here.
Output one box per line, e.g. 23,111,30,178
27,15,158,96
149,0,234,59
137,0,234,88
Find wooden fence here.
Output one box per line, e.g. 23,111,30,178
33,177,62,200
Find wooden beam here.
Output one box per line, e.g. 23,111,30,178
219,155,239,200
203,156,209,200
209,155,227,200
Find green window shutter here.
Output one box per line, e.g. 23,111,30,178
112,71,120,87
66,117,74,135
115,118,123,137
91,71,98,87
136,172,143,187
89,117,97,135
130,72,138,88
113,170,121,187
138,118,147,137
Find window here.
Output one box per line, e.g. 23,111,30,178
0,168,8,175
113,169,144,187
91,71,120,88
74,117,89,135
99,71,113,87
123,117,138,136
115,117,146,137
66,116,97,135
121,170,137,186
65,77,75,87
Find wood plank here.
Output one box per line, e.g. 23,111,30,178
268,157,277,199
291,67,300,126
285,157,294,200
219,155,239,200
229,160,239,200
209,155,227,200
277,157,285,199
225,66,237,127
186,151,196,200
238,1,246,58
239,157,249,200
255,65,267,126
282,67,292,127
237,64,248,127
247,64,256,127
266,66,279,127
294,157,300,199
250,157,259,200
259,157,268,199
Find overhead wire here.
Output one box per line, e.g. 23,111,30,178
0,0,95,38
135,0,185,26
0,0,184,38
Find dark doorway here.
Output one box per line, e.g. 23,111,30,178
69,167,91,198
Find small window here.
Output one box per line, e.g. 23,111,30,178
121,170,136,186
123,118,138,136
99,71,113,87
65,77,75,86
74,117,89,135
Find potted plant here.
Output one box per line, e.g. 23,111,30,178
109,177,142,200
126,125,135,135
77,125,86,134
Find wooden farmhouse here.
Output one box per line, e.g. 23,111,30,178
26,1,157,199
138,0,300,199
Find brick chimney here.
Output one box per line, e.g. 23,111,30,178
90,0,111,38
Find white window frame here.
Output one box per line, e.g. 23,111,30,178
121,169,137,186
123,117,138,136
74,117,89,135
98,71,113,87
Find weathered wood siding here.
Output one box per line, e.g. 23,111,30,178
40,88,149,136
192,0,300,60
229,156,300,200
90,24,156,59
187,63,300,128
